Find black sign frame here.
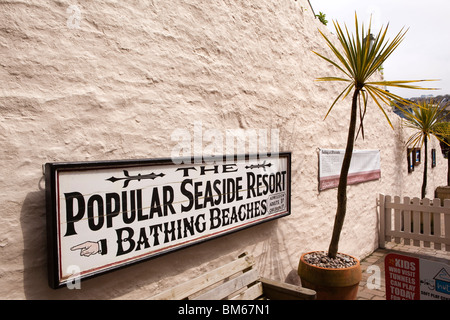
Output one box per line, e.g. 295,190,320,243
45,152,291,288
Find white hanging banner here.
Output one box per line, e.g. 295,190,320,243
319,149,381,191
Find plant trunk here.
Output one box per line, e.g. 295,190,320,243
328,88,360,259
421,135,428,199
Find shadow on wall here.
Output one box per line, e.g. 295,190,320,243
20,178,283,299
20,180,50,299
257,221,302,287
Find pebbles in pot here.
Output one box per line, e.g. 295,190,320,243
303,251,357,269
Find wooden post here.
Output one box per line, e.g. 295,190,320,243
445,199,450,252
412,197,421,247
394,196,401,244
403,196,411,246
379,194,386,249
432,198,442,250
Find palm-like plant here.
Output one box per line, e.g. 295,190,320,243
314,14,435,259
435,121,450,186
403,99,449,198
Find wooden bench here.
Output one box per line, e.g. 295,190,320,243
150,252,316,300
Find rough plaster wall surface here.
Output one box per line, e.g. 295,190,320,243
0,0,446,299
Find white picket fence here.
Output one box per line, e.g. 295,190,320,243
378,194,450,251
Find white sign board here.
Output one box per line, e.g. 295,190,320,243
319,149,381,191
45,153,291,288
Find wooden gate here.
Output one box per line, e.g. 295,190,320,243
378,194,450,251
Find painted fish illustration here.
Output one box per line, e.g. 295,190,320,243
106,170,165,188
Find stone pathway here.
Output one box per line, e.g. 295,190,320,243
357,242,450,300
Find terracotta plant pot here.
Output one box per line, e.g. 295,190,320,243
298,251,362,300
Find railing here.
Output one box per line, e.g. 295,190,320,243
378,194,450,251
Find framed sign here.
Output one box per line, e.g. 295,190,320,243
407,148,415,173
45,153,291,288
432,149,436,168
318,149,381,191
414,148,421,165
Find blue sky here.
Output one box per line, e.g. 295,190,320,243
308,0,450,98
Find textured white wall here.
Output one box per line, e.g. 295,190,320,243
0,0,446,299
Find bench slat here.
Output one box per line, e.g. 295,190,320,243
150,254,254,300
193,269,259,300
149,253,316,300
260,277,316,300
230,282,264,300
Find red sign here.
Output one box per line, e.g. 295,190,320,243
385,253,420,300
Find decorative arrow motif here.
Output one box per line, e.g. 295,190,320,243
245,160,272,171
106,170,165,188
